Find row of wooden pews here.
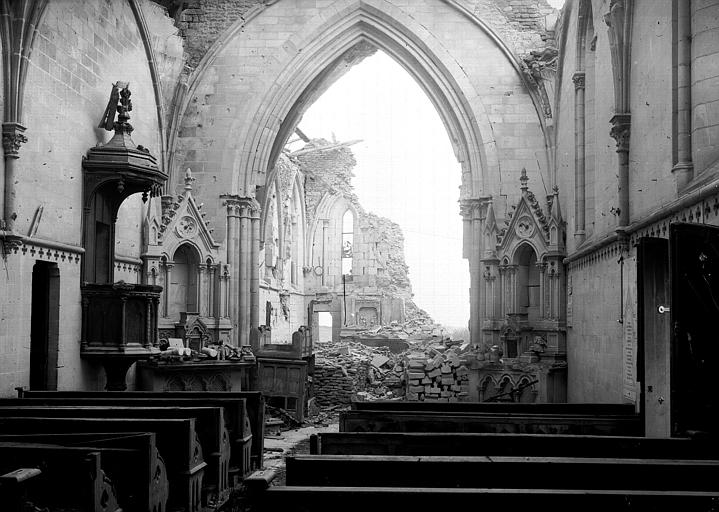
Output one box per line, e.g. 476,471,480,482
0,390,265,512
246,400,719,511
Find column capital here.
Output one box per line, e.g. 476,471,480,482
221,195,261,217
459,197,487,220
572,71,586,90
2,122,27,159
609,113,631,153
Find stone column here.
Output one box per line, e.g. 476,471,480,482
219,266,230,319
672,0,693,189
610,114,631,227
250,205,261,331
163,263,173,318
498,265,508,318
461,198,482,346
222,196,241,345
197,264,207,317
507,265,518,314
238,203,249,346
572,72,586,243
537,262,547,318
208,264,216,318
321,219,329,287
1,122,27,239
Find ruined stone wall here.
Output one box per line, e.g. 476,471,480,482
470,0,557,55
168,0,262,71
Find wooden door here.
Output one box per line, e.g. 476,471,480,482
637,237,670,437
670,223,719,436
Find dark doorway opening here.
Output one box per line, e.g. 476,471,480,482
670,223,719,437
30,261,60,390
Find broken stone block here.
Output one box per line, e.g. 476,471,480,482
407,371,425,380
371,354,390,369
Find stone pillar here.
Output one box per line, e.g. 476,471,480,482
1,122,27,237
537,262,547,318
572,72,586,243
163,263,173,317
223,196,241,345
507,265,518,314
208,264,216,318
197,264,207,317
250,205,261,331
672,0,693,189
498,264,508,317
239,202,251,346
321,219,329,287
219,266,230,319
610,114,631,227
461,198,483,346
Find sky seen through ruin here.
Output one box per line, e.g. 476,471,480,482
299,51,470,329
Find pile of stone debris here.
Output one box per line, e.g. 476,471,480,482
403,345,471,401
312,341,406,406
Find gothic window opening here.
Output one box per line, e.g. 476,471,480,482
341,209,354,275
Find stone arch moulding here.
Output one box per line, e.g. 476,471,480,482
222,0,506,199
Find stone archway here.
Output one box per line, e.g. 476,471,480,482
171,0,550,346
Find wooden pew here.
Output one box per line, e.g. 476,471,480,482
0,467,42,512
284,454,719,491
339,410,641,435
310,432,719,459
245,486,719,512
351,400,636,415
1,395,255,479
0,416,205,512
0,405,230,506
0,432,168,512
19,389,265,471
0,443,122,512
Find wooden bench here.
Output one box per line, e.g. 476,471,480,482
340,410,641,435
310,432,719,458
351,400,636,415
244,486,719,511
0,405,228,507
0,443,122,512
0,432,167,512
2,394,256,480
285,454,719,491
0,467,43,512
0,416,205,512
19,389,265,472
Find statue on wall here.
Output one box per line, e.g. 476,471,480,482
98,81,131,131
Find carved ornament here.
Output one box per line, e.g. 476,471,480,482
1,123,27,158
572,72,586,91
609,113,631,153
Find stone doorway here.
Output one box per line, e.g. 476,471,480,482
30,261,60,391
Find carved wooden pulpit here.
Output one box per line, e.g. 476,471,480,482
80,83,167,390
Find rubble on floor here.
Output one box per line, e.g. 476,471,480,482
311,331,473,405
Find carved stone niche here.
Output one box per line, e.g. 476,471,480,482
80,83,167,390
153,169,229,344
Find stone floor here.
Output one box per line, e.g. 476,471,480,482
263,423,340,485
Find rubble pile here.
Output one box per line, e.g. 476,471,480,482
312,341,406,405
404,346,471,402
